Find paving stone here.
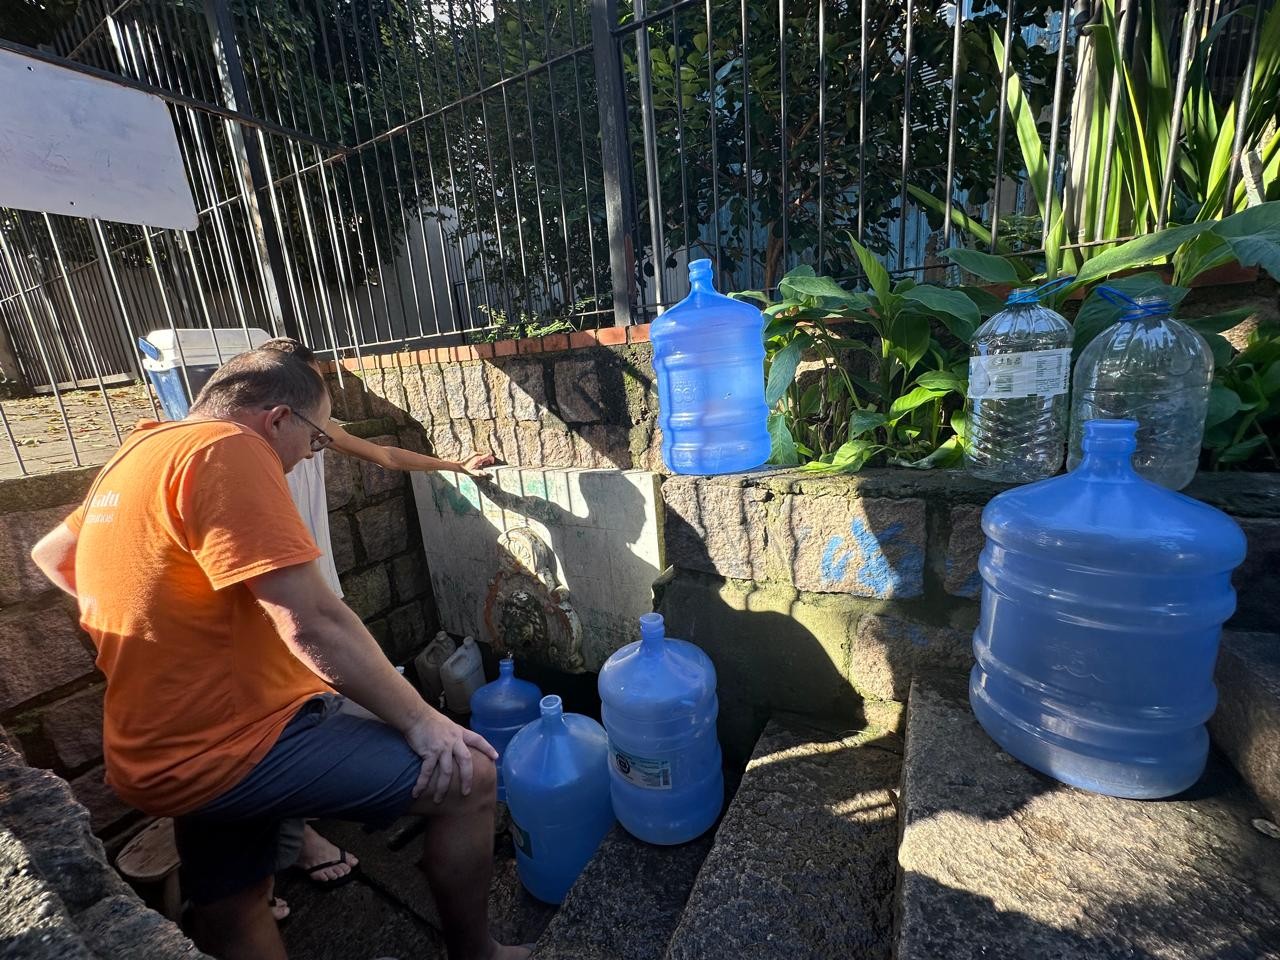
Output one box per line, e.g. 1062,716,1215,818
507,361,547,421
777,493,926,597
0,599,96,713
0,824,98,960
68,765,136,835
323,449,359,510
943,504,984,598
897,682,1280,960
77,894,206,959
1210,630,1280,822
516,421,575,467
852,614,972,701
328,512,357,574
0,503,77,606
1232,518,1280,631
340,566,392,621
533,826,713,960
39,685,105,771
430,421,465,460
442,364,467,419
356,497,410,562
666,719,901,960
358,435,405,497
463,363,493,419
553,357,609,423
662,477,771,581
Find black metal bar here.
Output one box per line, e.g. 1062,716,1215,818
1041,0,1072,252
858,0,867,245
778,0,788,279
514,0,558,312
1223,0,1263,214
705,0,722,272
612,0,703,35
1158,0,1201,228
635,0,667,308
817,0,826,268
592,0,637,325
1094,0,1133,242
897,0,916,269
672,5,691,288
942,0,964,250
741,0,754,286
990,0,1016,252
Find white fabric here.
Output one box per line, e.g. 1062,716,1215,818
286,449,344,597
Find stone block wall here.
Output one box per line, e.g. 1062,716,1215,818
659,468,1280,765
322,418,440,665
322,326,663,476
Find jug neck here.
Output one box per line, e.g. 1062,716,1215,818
540,695,568,734
688,258,716,295
638,612,666,656
498,658,515,680
1076,418,1139,482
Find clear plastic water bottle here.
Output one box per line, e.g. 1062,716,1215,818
651,259,771,475
1067,293,1213,490
965,283,1074,482
504,695,615,904
469,657,541,803
598,613,723,844
971,419,1246,798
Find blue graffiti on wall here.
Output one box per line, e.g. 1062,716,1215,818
820,517,923,597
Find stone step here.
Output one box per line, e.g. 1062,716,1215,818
530,825,714,960
897,682,1280,960
664,718,903,960
1210,630,1280,822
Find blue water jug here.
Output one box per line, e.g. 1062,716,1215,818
503,695,614,903
970,419,1247,799
469,657,541,802
598,613,724,844
651,258,770,475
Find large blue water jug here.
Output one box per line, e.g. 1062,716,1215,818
598,613,724,844
970,418,1247,799
651,259,771,474
503,695,614,903
469,657,541,802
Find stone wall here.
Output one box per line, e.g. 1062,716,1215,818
659,469,1280,765
322,325,662,475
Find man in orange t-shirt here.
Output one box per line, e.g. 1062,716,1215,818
32,348,527,960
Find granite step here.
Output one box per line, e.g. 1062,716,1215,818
530,825,714,960
663,718,903,960
1210,630,1280,822
897,681,1280,960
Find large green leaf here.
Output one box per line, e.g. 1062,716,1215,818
1075,221,1215,284
765,331,813,407
1072,273,1190,356
887,312,932,372
888,385,947,420
766,412,800,466
941,248,1020,283
901,286,981,331
906,185,1004,251
1210,201,1280,282
846,410,888,439
1184,308,1254,336
913,369,966,393
849,235,893,305
779,273,859,302
1205,385,1244,428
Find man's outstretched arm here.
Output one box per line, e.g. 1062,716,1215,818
31,522,79,598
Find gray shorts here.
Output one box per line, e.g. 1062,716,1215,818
174,694,420,904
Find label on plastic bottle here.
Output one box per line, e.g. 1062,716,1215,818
610,745,673,790
511,820,533,858
968,348,1072,400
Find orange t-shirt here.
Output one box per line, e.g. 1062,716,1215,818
66,419,331,815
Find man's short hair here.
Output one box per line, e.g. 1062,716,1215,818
259,337,318,366
190,348,326,419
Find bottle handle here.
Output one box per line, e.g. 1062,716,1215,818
1005,275,1076,305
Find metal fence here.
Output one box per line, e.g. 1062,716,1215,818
0,0,1269,477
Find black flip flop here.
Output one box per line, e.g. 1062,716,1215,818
297,847,360,890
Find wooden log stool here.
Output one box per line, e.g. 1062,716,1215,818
115,816,182,921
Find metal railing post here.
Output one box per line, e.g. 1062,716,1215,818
591,0,636,327
202,0,298,340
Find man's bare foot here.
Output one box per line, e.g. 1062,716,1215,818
269,896,290,922
295,823,359,884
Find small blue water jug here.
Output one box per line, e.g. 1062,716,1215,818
598,613,724,844
651,259,770,475
469,657,542,802
503,695,614,904
970,419,1247,799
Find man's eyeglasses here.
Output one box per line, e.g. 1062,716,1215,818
291,411,333,452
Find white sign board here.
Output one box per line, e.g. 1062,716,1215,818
0,49,198,229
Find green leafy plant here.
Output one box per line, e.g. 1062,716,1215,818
1203,329,1280,469
739,239,983,472
465,306,576,344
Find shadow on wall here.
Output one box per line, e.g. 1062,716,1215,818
323,346,656,473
